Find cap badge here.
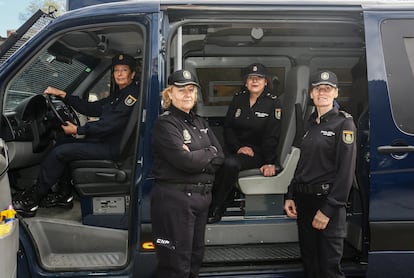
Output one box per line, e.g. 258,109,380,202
119,54,124,61
253,65,258,72
183,70,192,80
321,72,330,80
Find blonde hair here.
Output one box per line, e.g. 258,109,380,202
161,85,198,109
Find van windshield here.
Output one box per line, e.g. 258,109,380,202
4,50,90,113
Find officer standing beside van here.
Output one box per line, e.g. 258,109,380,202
151,69,224,278
284,70,357,278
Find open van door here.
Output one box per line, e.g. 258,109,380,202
0,139,17,278
364,7,414,278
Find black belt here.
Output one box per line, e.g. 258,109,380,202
158,182,213,194
293,183,331,196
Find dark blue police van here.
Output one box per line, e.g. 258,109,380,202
0,0,414,277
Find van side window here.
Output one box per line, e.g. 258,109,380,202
381,19,414,134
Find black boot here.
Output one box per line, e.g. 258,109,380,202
40,181,73,209
207,207,224,224
12,185,41,217
40,191,73,209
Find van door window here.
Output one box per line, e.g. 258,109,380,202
381,19,414,134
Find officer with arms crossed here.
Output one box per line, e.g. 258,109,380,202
13,53,139,217
284,70,357,278
208,63,282,223
151,69,224,278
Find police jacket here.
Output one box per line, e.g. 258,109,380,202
151,105,225,185
62,82,139,156
286,107,357,218
224,88,282,164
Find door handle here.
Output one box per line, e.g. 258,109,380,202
377,145,414,153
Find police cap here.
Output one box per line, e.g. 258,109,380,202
112,53,136,69
167,69,200,87
311,70,338,88
245,63,267,78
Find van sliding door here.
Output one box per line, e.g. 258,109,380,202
364,10,414,278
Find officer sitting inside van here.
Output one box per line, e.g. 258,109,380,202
12,53,139,217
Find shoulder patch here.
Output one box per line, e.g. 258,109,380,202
339,110,353,119
124,94,137,106
342,130,354,144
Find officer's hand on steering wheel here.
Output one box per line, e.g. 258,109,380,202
44,86,66,98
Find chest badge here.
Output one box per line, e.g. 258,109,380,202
235,108,241,118
183,129,192,144
124,94,137,106
342,130,354,144
275,108,281,120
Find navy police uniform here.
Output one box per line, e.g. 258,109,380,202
37,53,139,197
286,71,357,278
209,63,282,220
151,70,224,278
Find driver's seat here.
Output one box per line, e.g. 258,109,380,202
69,101,139,229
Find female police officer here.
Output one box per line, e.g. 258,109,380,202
151,69,224,278
284,70,357,278
13,53,139,216
208,63,282,223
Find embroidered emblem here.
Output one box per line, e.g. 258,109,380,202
235,108,241,118
200,128,208,134
255,112,269,118
119,54,124,60
321,71,330,80
183,129,192,144
183,70,192,80
253,65,258,72
342,130,354,144
275,108,281,120
124,94,137,106
321,130,335,137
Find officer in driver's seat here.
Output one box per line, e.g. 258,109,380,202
12,53,139,217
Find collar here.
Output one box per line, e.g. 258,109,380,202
168,105,195,122
310,107,339,124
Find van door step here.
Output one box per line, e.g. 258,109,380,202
203,243,300,263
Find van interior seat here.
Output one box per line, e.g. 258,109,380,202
70,100,139,195
237,65,310,195
69,97,139,228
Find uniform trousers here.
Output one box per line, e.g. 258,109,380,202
151,184,211,278
38,138,113,196
210,153,263,212
295,193,346,278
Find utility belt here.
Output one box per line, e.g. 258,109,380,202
158,182,213,194
293,183,331,196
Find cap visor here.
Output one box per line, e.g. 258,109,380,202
311,81,337,88
174,81,200,87
248,73,265,78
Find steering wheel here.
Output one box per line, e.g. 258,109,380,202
44,94,80,126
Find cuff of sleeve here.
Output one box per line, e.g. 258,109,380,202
77,126,86,135
320,203,335,218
